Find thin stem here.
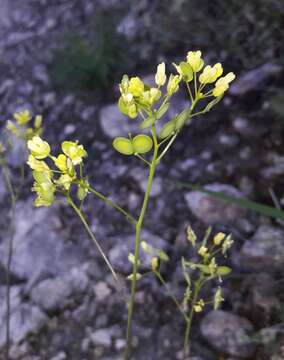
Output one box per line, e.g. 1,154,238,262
2,163,16,360
135,154,151,167
157,133,178,164
183,275,203,359
87,186,136,226
67,196,120,288
194,72,197,97
186,82,194,104
124,126,159,360
154,271,188,322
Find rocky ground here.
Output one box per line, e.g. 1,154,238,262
0,1,284,359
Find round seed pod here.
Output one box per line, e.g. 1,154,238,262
132,134,153,154
113,137,134,155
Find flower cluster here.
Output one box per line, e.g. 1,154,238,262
26,136,88,207
114,50,235,158
6,110,43,141
183,226,234,313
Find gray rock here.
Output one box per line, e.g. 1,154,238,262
0,170,7,201
0,303,47,348
30,266,89,312
90,328,112,347
241,225,284,271
0,286,22,320
109,229,168,274
94,281,111,301
185,183,246,225
201,310,255,358
230,63,282,96
99,103,138,138
0,200,85,281
6,136,27,167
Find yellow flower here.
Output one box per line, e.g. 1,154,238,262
53,154,68,173
56,174,74,190
27,136,50,159
128,77,144,97
32,171,55,207
186,51,204,72
194,299,205,313
62,141,87,165
213,72,236,97
6,120,19,137
13,110,31,125
151,257,159,271
213,232,226,246
199,63,223,84
27,155,51,173
167,74,181,95
198,245,208,257
155,62,167,86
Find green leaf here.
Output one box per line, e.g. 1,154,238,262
155,102,170,120
174,181,284,221
158,119,176,139
140,116,155,130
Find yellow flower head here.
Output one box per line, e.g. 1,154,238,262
62,141,87,165
14,110,31,126
27,136,50,159
128,77,144,97
187,51,204,72
213,72,236,97
151,256,159,271
213,232,226,246
6,120,19,137
199,63,223,84
198,245,208,257
155,62,167,87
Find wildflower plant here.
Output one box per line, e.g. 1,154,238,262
25,50,236,358
0,110,44,358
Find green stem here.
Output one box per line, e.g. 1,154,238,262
154,271,188,322
124,126,159,360
2,162,16,360
67,196,120,288
87,186,136,226
183,276,203,359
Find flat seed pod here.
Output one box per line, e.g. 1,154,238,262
175,108,190,130
158,120,176,139
132,134,153,154
113,137,134,155
140,116,155,130
133,134,153,154
155,102,170,119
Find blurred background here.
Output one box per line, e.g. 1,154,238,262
0,0,284,359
